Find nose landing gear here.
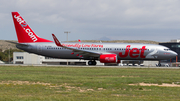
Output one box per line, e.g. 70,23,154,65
156,61,161,67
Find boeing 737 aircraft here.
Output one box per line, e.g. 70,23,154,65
11,12,177,66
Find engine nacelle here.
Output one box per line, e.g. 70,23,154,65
100,54,117,63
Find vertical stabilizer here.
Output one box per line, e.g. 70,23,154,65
12,12,53,43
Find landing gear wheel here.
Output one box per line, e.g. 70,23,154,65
88,61,93,65
92,61,97,65
158,63,161,67
88,60,97,65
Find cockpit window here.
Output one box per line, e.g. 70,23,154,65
164,49,170,51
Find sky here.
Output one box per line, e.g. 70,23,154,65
1,0,180,42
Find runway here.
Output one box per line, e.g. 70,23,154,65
0,63,180,69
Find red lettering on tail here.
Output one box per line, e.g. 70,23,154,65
12,12,53,43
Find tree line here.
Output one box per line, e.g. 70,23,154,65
0,49,23,62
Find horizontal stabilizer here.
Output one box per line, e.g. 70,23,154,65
6,41,28,46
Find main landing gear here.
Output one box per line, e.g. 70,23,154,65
88,60,97,65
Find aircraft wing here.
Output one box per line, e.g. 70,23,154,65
52,34,109,58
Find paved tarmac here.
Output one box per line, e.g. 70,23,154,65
0,63,180,69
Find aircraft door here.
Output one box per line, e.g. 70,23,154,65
155,48,159,54
154,48,159,58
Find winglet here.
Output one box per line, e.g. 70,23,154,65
52,34,63,47
78,39,81,42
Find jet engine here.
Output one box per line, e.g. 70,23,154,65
99,54,117,63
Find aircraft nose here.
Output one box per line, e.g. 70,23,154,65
172,51,178,57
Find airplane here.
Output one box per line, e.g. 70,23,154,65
10,12,177,66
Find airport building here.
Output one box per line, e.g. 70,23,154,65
13,52,103,65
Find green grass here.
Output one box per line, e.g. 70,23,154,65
0,66,180,101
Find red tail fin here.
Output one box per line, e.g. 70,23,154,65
12,12,53,43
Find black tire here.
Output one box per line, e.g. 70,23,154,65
92,61,97,65
88,61,97,65
88,61,92,65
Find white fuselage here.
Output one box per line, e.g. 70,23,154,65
16,42,177,61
